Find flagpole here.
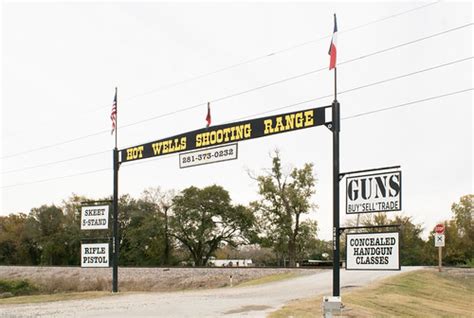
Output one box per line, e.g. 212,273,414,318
112,86,119,293
332,68,340,298
331,12,340,298
114,87,118,149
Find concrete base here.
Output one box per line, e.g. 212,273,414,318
322,296,343,317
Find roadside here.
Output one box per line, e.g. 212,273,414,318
269,267,474,317
0,266,319,303
0,272,299,306
0,291,111,305
0,268,418,317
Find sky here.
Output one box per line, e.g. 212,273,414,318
1,1,472,241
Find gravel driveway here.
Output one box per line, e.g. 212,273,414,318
0,267,421,317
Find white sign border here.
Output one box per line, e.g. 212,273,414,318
81,205,110,230
435,234,445,247
81,243,110,268
345,170,402,215
179,143,238,169
345,231,401,271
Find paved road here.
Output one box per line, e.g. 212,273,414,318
0,267,420,317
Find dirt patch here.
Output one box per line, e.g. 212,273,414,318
223,304,272,314
0,266,320,293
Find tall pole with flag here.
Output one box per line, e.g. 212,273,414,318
206,102,212,128
111,87,119,293
329,13,341,298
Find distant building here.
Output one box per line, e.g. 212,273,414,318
208,258,253,267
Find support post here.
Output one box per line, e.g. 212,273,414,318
332,98,340,297
438,246,442,272
112,147,119,293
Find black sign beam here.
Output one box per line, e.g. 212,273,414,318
120,106,327,163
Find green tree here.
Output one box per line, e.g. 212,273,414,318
170,185,254,266
295,220,319,261
451,194,474,262
251,151,317,267
118,194,168,266
0,213,39,265
393,215,427,265
141,187,176,265
28,205,67,265
432,195,474,266
61,194,91,265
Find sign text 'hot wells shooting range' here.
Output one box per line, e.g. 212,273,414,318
120,107,326,163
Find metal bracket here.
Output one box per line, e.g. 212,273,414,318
339,224,402,235
81,200,112,205
325,122,334,131
80,237,113,243
340,165,401,177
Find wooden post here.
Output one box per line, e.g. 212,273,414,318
438,246,442,272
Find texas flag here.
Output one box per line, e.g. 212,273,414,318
328,14,338,70
206,102,211,127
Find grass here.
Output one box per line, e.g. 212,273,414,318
0,279,38,297
237,272,300,287
0,278,112,305
464,258,474,268
0,291,112,305
269,268,474,318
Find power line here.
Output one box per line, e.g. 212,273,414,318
117,56,471,149
1,87,471,188
120,87,473,165
339,23,473,67
340,57,473,94
342,88,473,120
224,56,473,122
1,129,109,159
110,87,474,167
2,22,472,160
7,56,469,176
1,168,110,189
121,1,440,103
111,23,474,132
2,150,110,174
2,2,441,138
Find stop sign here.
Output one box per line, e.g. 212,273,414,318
435,224,445,234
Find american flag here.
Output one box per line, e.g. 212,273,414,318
111,88,117,135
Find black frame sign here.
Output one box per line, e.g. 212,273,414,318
346,231,400,271
120,106,326,163
346,170,402,214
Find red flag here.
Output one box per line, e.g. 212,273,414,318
110,88,117,135
328,14,338,70
206,102,211,127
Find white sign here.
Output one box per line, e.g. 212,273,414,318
81,205,109,230
179,143,238,168
346,232,400,270
346,170,402,214
435,234,445,247
81,243,109,267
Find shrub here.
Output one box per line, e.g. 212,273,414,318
0,279,38,297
